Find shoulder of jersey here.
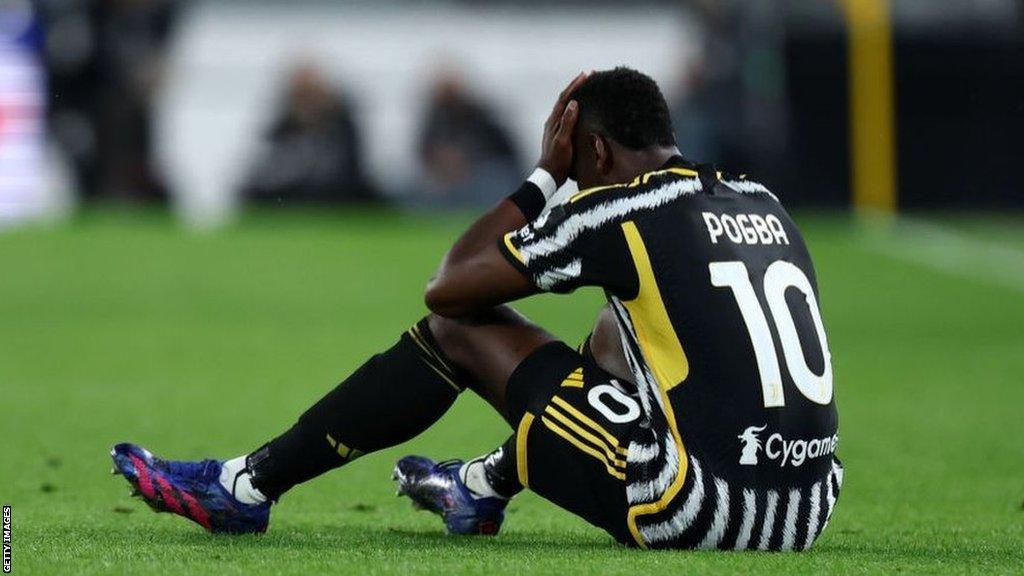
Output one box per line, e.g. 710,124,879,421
566,166,696,207
716,173,780,203
566,166,779,209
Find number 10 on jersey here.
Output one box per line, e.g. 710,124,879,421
710,260,833,408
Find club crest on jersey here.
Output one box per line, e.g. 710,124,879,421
738,425,839,467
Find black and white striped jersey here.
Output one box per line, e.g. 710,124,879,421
499,157,842,550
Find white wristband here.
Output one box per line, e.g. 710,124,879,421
527,167,559,201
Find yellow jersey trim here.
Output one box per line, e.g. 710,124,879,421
503,232,526,263
571,167,700,203
619,220,691,548
569,173,643,204
619,222,690,389
642,167,699,184
569,183,626,204
515,412,535,488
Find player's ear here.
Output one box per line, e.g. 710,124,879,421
591,134,613,176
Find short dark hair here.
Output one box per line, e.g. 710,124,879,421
570,67,676,150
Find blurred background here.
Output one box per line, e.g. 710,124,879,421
3,3,1024,571
1,0,1021,227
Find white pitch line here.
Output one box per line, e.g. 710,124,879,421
859,216,1024,293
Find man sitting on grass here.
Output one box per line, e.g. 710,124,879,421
112,67,842,550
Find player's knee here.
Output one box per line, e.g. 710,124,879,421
425,307,521,365
425,313,471,367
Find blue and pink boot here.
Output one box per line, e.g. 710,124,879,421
110,443,270,534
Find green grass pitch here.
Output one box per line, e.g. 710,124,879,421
1,208,1022,574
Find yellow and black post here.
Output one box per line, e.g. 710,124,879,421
842,0,898,214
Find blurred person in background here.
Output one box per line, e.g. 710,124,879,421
673,0,788,189
0,0,50,226
416,68,520,208
240,62,379,204
40,0,178,202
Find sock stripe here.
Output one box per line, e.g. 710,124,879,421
406,328,448,372
407,323,465,391
409,323,455,374
250,318,464,501
421,358,463,392
325,433,364,461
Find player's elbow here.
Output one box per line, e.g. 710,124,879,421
425,293,472,319
424,288,450,317
424,278,465,318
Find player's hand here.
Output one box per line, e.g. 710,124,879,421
538,72,588,187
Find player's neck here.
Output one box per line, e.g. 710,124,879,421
616,146,683,182
645,146,684,171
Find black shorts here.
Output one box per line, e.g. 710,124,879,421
505,340,641,546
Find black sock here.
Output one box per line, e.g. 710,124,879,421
248,318,467,501
481,436,524,499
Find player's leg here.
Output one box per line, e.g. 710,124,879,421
396,336,641,544
111,315,478,532
382,309,565,534
452,304,635,500
415,308,626,507
110,308,554,533
245,306,554,498
235,316,481,500
426,306,557,423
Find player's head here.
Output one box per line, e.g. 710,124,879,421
568,67,678,189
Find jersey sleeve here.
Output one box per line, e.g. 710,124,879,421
498,198,637,296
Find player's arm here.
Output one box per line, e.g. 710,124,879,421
425,73,586,318
423,197,538,317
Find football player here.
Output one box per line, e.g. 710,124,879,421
112,68,841,550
